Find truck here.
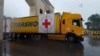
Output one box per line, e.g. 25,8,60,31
4,12,84,42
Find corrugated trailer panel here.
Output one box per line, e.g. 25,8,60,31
55,13,61,33
10,16,39,33
48,13,61,40
10,13,61,34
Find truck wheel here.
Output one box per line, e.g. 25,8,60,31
41,35,48,40
10,34,13,41
10,33,15,41
66,35,76,43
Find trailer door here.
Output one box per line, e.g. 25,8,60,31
39,13,55,33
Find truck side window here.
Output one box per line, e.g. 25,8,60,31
63,20,65,24
72,20,80,26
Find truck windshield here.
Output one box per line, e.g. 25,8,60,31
72,20,81,27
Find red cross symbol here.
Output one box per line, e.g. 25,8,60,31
42,19,51,28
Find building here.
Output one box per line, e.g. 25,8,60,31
26,0,54,16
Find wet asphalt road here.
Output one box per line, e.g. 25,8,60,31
0,35,100,56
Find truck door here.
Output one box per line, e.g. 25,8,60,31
71,19,83,36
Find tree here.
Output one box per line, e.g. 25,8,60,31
85,13,100,30
85,22,91,29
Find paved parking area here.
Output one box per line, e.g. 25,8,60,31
0,35,100,56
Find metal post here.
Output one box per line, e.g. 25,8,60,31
0,0,4,40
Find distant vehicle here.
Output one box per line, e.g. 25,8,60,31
4,12,84,42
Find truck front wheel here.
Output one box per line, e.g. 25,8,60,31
66,34,76,43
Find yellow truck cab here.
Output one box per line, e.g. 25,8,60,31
61,12,84,42
48,12,84,42
8,12,84,42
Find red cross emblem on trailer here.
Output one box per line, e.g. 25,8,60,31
39,13,55,33
42,19,51,28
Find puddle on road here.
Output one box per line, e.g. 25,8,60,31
2,41,11,56
0,41,11,56
88,35,100,46
82,35,100,56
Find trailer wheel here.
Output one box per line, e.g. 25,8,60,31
41,34,48,40
66,34,76,43
10,34,13,41
10,33,15,41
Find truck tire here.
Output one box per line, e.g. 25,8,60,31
8,34,11,39
41,34,48,40
16,34,20,38
66,34,76,43
10,33,15,41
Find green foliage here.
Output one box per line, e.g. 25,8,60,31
85,13,100,29
88,14,100,24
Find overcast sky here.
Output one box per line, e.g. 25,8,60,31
4,0,100,27
4,0,29,17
